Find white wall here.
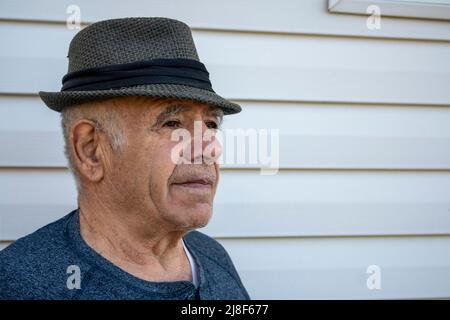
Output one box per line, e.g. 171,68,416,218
1,0,450,299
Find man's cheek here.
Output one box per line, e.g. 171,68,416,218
151,152,176,186
162,140,183,166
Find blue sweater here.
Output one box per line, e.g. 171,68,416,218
0,209,250,300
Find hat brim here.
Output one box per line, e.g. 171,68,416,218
39,83,241,115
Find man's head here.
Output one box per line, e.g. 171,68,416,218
61,96,224,232
40,18,241,234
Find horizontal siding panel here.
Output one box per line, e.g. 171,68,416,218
2,96,450,169
1,169,449,240
1,0,450,41
218,236,450,299
329,0,450,21
3,236,449,299
2,23,450,105
2,235,449,299
3,57,450,105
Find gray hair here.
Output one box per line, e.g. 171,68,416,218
60,99,127,193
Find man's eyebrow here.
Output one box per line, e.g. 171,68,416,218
151,103,224,127
152,104,189,126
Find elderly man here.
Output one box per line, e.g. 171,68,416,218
0,18,249,300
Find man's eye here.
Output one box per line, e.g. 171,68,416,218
206,121,219,129
163,120,181,128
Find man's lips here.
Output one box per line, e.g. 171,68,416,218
171,178,214,189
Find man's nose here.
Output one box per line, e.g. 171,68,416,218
189,120,222,164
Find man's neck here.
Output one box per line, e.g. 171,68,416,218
77,200,192,283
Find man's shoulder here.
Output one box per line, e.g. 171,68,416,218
0,210,78,299
184,230,238,276
184,230,250,299
184,230,229,259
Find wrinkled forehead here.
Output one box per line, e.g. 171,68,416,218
109,96,223,122
155,102,224,121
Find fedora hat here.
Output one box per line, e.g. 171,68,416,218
39,17,241,114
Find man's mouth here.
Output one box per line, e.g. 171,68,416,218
172,178,214,189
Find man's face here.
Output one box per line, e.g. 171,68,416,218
104,97,223,231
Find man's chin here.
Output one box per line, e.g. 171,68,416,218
168,204,213,230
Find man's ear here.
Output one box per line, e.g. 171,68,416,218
70,119,106,183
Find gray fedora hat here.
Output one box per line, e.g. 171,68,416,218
39,17,241,115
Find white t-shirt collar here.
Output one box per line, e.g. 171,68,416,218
182,238,199,288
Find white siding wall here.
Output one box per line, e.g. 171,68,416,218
1,0,449,299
